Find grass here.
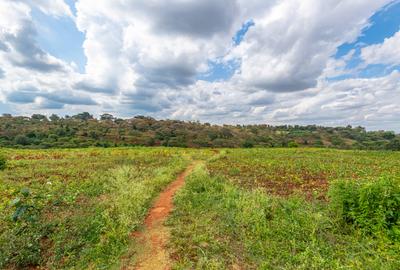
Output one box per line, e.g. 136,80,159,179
168,149,400,269
1,147,399,269
0,147,213,269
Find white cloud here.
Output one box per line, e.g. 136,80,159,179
0,0,97,110
229,0,392,92
75,0,240,97
361,30,400,65
0,0,399,131
26,0,73,18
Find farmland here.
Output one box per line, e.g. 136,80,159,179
0,147,213,269
0,148,399,269
169,149,400,269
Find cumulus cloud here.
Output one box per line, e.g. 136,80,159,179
265,70,400,129
0,0,98,111
0,1,70,73
75,0,240,97
0,0,399,131
148,0,239,38
229,0,392,92
361,30,400,65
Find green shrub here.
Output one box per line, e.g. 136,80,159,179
242,140,254,148
329,177,400,240
0,188,45,268
0,155,5,170
288,141,299,148
14,135,30,146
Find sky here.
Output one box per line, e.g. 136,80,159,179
0,0,400,131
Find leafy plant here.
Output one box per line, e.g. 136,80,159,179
329,177,400,240
10,187,40,222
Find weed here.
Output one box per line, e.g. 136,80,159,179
329,176,400,240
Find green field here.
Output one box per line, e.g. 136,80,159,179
0,148,399,269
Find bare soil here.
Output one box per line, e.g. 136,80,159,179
122,162,197,270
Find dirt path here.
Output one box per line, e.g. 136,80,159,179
122,162,198,270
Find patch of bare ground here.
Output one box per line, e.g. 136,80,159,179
121,162,198,270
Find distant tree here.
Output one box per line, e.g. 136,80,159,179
100,113,115,121
383,131,396,140
31,114,47,121
0,113,399,150
49,114,60,122
15,135,30,145
242,140,254,148
72,112,93,121
114,118,124,124
221,128,233,138
387,138,400,151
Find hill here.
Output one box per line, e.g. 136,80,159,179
1,113,399,150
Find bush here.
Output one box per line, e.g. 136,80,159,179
329,177,400,240
242,140,254,148
288,141,299,148
0,155,5,170
14,135,30,146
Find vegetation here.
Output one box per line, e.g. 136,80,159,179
0,148,212,269
1,146,399,269
329,177,400,241
0,154,5,170
168,149,400,269
1,113,400,150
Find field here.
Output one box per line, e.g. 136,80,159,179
0,148,399,269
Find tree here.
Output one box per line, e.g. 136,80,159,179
15,135,30,146
49,114,60,122
31,114,47,121
100,113,115,121
387,138,400,151
242,140,254,148
72,112,93,121
383,131,396,140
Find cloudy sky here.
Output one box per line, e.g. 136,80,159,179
0,0,399,131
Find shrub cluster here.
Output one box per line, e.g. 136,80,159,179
329,177,400,240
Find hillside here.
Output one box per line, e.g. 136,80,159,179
1,113,399,150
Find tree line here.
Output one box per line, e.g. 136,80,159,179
0,113,399,150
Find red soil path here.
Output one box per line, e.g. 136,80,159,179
123,162,198,270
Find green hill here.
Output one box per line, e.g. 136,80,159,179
1,113,399,150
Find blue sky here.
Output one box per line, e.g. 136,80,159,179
336,1,400,58
1,0,400,131
33,9,86,72
331,1,400,80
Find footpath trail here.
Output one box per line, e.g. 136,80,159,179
123,162,198,270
